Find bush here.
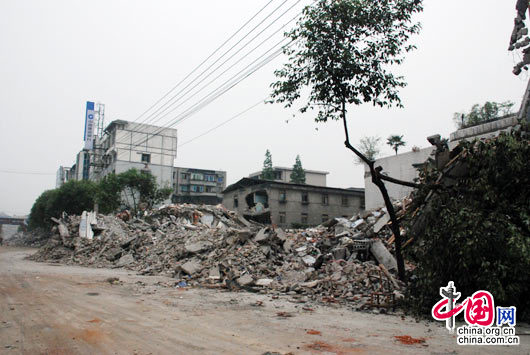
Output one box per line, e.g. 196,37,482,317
28,169,172,229
28,180,97,229
405,129,530,321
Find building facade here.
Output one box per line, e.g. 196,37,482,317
94,120,178,188
223,178,364,229
55,166,73,188
172,167,226,205
249,166,328,187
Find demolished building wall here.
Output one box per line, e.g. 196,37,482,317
223,178,364,229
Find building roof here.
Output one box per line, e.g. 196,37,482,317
223,177,364,195
174,167,226,174
249,166,329,177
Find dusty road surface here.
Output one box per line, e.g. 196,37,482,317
0,247,527,354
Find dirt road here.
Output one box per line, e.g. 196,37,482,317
0,247,527,354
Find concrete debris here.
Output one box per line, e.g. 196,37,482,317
370,240,398,271
30,202,407,310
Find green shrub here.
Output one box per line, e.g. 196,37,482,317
405,129,530,321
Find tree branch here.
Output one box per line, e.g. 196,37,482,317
378,172,421,188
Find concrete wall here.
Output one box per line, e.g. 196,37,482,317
364,147,434,211
223,183,363,229
449,115,518,142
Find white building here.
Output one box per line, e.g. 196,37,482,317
55,166,73,187
95,120,178,188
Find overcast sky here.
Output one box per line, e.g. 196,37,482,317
0,0,527,216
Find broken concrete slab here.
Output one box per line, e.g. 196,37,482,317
370,239,397,271
236,274,254,287
256,278,274,287
117,254,135,267
180,260,202,275
253,228,269,243
373,214,391,233
302,255,316,267
185,241,213,254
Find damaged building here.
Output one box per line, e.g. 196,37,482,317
222,178,364,228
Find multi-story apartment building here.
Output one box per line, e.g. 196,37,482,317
93,119,178,187
55,166,73,187
172,167,226,205
249,166,328,187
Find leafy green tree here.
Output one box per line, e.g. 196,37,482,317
454,101,514,128
387,135,406,155
96,173,122,214
28,190,59,230
290,155,306,184
28,180,97,229
261,149,275,180
405,129,530,321
269,0,423,280
118,169,172,214
356,136,381,164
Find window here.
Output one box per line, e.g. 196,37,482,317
322,194,329,205
191,173,203,181
204,175,216,182
279,212,286,224
205,186,215,193
279,190,286,203
234,197,239,208
301,192,309,204
217,177,224,183
341,196,349,206
181,173,189,180
360,196,365,210
301,213,308,224
181,185,189,192
141,153,151,163
322,214,329,223
191,185,204,192
273,171,282,180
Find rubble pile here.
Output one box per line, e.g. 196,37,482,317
4,229,50,247
31,203,408,309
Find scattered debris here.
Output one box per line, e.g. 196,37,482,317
306,329,321,335
394,335,426,345
30,202,408,310
276,311,293,318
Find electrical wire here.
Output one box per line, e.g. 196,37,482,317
130,0,277,125
177,98,266,148
139,0,302,129
130,39,294,148
0,170,55,176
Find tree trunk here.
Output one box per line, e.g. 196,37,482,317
341,103,406,281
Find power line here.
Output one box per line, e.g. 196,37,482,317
139,0,302,129
131,0,290,132
134,42,292,145
0,170,55,176
130,0,277,126
130,39,294,148
178,98,266,148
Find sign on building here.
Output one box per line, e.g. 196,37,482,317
84,101,95,150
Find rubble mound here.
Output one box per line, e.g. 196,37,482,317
31,203,405,309
4,229,51,247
